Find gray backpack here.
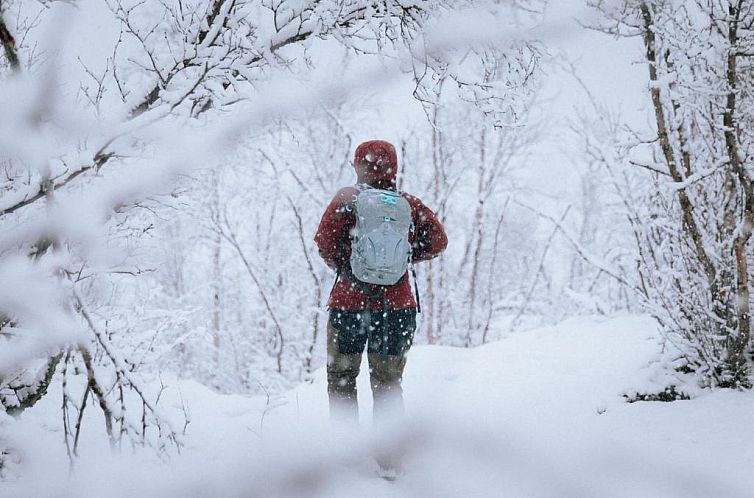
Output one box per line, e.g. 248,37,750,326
350,185,412,285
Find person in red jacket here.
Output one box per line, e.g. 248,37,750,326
314,140,447,426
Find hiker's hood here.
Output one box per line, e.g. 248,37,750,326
353,140,397,190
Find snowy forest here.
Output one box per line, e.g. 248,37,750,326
1,0,754,496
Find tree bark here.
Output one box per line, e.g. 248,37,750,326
0,11,20,71
723,0,751,385
640,2,721,311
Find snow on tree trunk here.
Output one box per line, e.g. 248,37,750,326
587,0,754,388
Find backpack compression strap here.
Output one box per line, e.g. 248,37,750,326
411,265,421,314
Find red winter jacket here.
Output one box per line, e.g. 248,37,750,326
314,140,447,310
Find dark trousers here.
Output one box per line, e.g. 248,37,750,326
326,308,416,424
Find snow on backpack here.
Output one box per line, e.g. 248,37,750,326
349,185,412,285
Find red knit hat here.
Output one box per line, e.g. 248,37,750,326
353,140,398,186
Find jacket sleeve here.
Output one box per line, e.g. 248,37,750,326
314,188,357,271
408,196,448,262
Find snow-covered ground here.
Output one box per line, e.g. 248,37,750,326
5,315,754,497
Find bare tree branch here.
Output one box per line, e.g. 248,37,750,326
515,199,638,291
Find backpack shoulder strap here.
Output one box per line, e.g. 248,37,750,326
349,184,370,209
